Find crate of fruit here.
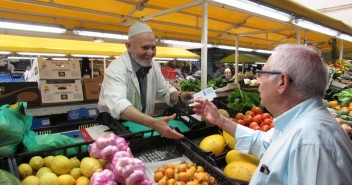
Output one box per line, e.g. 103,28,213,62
182,125,259,183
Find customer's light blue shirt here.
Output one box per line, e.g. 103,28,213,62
235,97,352,185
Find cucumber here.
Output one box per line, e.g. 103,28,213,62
337,110,350,116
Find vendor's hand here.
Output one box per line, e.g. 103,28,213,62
181,91,195,105
341,124,352,135
192,98,222,126
154,114,184,139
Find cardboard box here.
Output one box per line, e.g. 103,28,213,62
0,82,41,106
39,79,84,104
82,76,104,101
27,57,81,81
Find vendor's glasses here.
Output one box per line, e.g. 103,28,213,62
255,70,293,82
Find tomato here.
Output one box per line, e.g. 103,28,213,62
251,106,262,115
235,113,244,120
252,115,262,124
243,115,253,126
262,118,272,125
269,122,275,128
237,119,246,125
249,122,259,129
261,113,271,121
261,125,270,132
253,126,261,130
245,111,255,117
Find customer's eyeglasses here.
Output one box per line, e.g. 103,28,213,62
255,70,293,82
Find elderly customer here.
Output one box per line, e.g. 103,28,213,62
192,44,352,185
98,22,194,139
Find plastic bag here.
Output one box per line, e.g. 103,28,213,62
0,102,29,157
22,121,83,155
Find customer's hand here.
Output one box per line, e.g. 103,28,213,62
192,98,222,126
341,124,352,136
154,114,184,139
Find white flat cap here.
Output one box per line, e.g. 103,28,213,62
128,22,153,39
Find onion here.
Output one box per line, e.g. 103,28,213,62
101,145,118,161
89,143,102,159
95,133,117,148
89,169,116,185
113,157,135,181
125,170,145,185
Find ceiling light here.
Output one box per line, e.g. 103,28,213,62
74,30,128,40
255,49,273,54
8,56,35,60
292,19,339,37
154,57,174,60
217,45,254,52
0,51,11,55
43,58,69,61
0,20,66,33
16,52,66,57
338,33,352,42
161,39,211,48
176,58,199,61
71,54,110,58
211,0,292,22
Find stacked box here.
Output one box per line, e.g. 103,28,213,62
81,76,104,101
27,58,83,104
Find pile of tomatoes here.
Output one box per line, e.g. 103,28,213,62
232,106,274,132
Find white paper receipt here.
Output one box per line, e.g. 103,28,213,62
189,87,217,106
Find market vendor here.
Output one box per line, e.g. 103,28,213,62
223,68,232,82
98,22,194,139
192,44,352,185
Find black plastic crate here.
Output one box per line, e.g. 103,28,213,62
164,106,206,130
12,141,92,179
128,130,248,185
31,112,130,136
183,126,231,168
0,157,15,174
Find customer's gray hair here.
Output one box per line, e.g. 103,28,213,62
269,44,328,99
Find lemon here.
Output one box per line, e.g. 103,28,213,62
76,176,89,185
69,168,82,179
44,156,54,167
58,174,75,185
36,167,53,178
29,156,44,170
22,175,40,185
18,163,33,179
51,155,72,175
224,161,257,182
40,172,58,185
69,157,81,168
225,150,260,165
199,134,226,155
80,157,102,177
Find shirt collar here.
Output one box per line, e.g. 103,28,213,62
274,96,323,132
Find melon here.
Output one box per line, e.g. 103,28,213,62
222,130,236,149
225,150,260,165
224,161,258,182
199,134,226,155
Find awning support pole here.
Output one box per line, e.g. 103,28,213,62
339,40,343,60
296,28,301,44
200,0,208,90
235,36,239,83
